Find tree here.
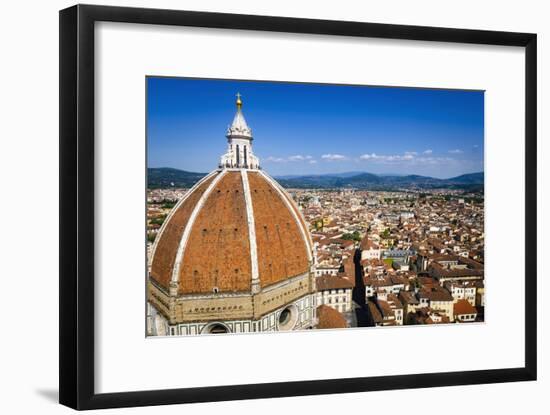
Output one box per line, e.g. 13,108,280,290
342,231,362,242
149,215,166,226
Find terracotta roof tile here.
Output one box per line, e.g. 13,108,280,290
316,274,354,291
454,299,477,315
317,305,348,329
179,171,251,294
150,173,217,290
249,172,310,288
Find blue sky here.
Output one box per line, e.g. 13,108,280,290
147,77,484,179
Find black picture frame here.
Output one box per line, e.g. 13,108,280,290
59,4,537,410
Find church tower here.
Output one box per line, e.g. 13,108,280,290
219,93,260,169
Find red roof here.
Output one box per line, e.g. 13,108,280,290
317,305,348,329
454,299,477,316
316,274,354,291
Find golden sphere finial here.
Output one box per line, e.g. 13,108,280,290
236,92,242,109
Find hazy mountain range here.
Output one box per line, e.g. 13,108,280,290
148,167,484,191
276,171,484,190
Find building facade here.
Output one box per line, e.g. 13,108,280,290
315,274,354,314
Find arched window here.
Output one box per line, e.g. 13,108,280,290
204,323,229,334
244,145,248,167
209,324,227,334
236,144,240,166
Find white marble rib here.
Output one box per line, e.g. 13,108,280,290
149,170,218,269
258,170,313,262
170,170,227,284
241,170,260,286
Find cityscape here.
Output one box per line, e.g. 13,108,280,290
147,184,484,333
146,78,484,336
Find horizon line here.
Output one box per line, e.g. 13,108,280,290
147,166,484,181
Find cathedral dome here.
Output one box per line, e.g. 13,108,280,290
149,96,313,297
150,169,313,294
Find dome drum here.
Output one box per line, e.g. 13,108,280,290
148,293,316,336
148,268,313,326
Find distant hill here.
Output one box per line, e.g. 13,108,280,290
148,167,484,191
277,171,484,191
148,168,207,188
274,172,380,189
445,172,484,184
275,171,366,180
